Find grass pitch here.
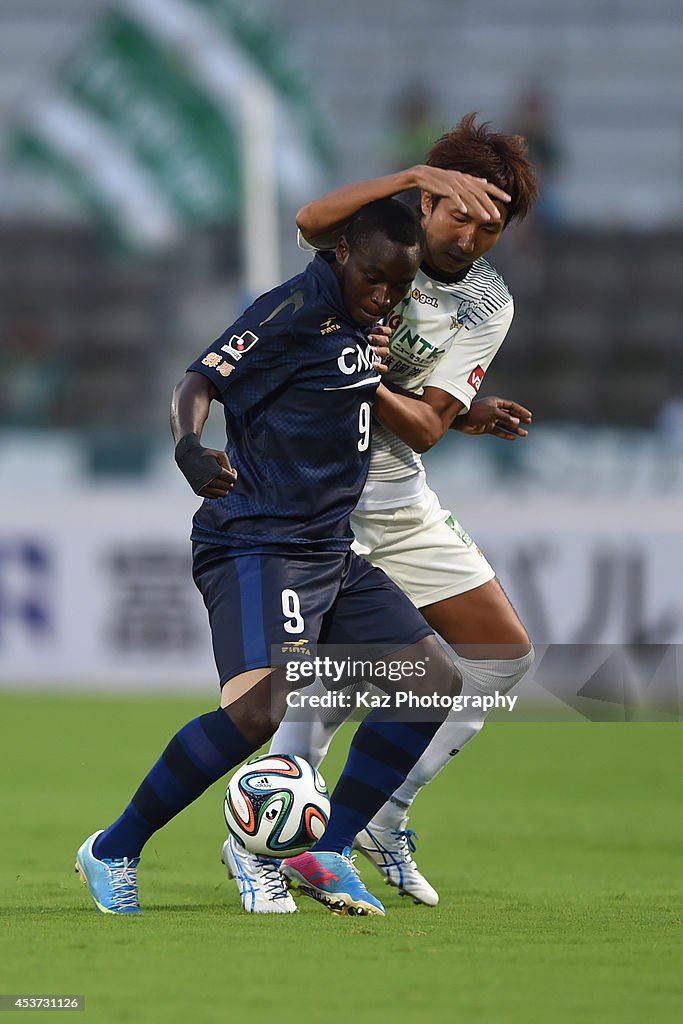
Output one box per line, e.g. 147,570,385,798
1,694,681,1024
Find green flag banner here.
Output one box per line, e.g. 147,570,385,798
62,8,242,223
189,0,333,169
10,0,332,252
14,95,182,252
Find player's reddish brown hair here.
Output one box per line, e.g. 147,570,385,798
426,112,538,224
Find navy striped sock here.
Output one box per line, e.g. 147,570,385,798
312,716,443,853
93,708,256,859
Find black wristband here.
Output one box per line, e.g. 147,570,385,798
174,432,223,495
174,432,202,464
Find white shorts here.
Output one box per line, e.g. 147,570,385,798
350,485,495,609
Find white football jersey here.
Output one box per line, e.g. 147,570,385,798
360,260,513,508
297,232,513,509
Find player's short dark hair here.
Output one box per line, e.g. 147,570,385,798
427,112,538,224
344,198,425,253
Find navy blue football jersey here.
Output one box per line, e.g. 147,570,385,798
188,253,380,551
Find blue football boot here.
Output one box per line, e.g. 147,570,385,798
75,831,141,915
280,846,385,916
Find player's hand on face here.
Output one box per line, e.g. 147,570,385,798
412,166,511,222
368,323,392,373
175,434,238,496
454,396,532,440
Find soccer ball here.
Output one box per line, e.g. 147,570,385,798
223,754,330,857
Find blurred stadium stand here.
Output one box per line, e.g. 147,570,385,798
490,227,683,426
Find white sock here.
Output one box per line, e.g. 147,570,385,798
269,677,354,768
371,647,535,828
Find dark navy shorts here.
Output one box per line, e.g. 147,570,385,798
192,543,433,689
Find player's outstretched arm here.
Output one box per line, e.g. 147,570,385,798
171,371,237,497
375,384,532,453
451,395,532,440
374,382,466,454
296,167,511,247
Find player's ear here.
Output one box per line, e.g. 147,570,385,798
420,191,433,218
336,235,349,266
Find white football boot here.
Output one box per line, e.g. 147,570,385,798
353,818,439,906
221,836,298,913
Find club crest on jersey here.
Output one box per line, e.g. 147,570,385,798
320,316,341,335
221,330,259,360
387,311,403,331
338,343,375,375
411,287,438,308
467,365,485,392
451,300,476,332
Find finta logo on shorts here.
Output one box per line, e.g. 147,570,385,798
281,638,311,656
221,330,259,360
411,288,438,308
467,365,485,392
337,343,375,375
320,316,341,335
